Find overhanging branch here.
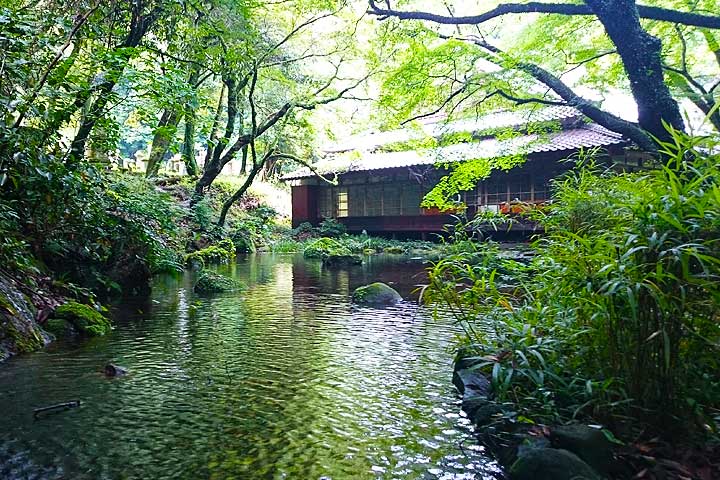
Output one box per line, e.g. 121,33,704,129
367,1,720,29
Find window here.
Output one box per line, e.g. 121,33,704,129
337,188,348,218
318,187,334,218
509,175,532,202
532,176,550,202
365,185,383,216
484,177,507,206
383,184,401,216
401,184,422,215
348,186,365,217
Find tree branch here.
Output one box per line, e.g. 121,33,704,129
271,152,338,185
367,0,720,29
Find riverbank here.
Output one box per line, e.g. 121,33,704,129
0,171,458,361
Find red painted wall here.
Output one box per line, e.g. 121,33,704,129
291,185,318,227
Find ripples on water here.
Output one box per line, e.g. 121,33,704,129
0,254,501,479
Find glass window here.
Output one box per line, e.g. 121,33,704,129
484,178,507,205
337,188,348,218
509,175,532,202
318,187,334,218
533,176,550,202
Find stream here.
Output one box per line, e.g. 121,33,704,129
0,254,501,479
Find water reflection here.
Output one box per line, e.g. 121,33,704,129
0,254,501,479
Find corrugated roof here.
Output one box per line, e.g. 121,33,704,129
283,123,626,180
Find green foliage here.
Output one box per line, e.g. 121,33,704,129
54,301,112,336
269,238,303,252
425,130,720,436
303,237,351,259
192,197,215,232
194,270,242,294
185,240,236,267
317,217,346,237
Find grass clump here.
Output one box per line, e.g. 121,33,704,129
54,301,112,336
194,271,242,293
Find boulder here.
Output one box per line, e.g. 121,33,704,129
194,271,242,293
322,254,362,267
549,425,614,474
0,274,50,360
351,282,402,306
104,363,128,377
54,301,112,336
509,447,602,480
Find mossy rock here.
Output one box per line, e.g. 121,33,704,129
549,425,614,474
383,246,405,254
232,232,256,253
509,448,602,480
322,254,363,267
362,248,377,255
352,282,402,306
185,239,236,267
194,271,242,294
303,237,351,259
55,301,112,336
43,319,75,337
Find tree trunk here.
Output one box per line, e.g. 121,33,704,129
585,0,685,142
145,109,181,178
217,156,261,228
203,84,226,169
67,79,117,164
181,115,199,176
195,76,239,196
181,69,201,177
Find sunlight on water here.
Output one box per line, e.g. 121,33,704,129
0,254,501,479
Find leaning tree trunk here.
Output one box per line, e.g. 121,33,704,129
145,109,181,178
585,0,685,142
217,153,260,228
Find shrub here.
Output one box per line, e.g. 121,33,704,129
303,237,351,259
318,217,346,237
425,130,720,436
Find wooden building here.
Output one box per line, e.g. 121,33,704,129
283,107,636,235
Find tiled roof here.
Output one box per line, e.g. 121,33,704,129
283,123,627,180
322,105,582,154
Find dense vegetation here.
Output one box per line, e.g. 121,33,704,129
1,0,720,478
424,130,720,465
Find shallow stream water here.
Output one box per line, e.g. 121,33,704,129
0,254,500,479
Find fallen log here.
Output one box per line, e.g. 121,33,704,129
33,400,81,419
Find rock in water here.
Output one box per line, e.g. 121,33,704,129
322,254,362,267
351,283,402,306
104,363,128,377
509,448,601,480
